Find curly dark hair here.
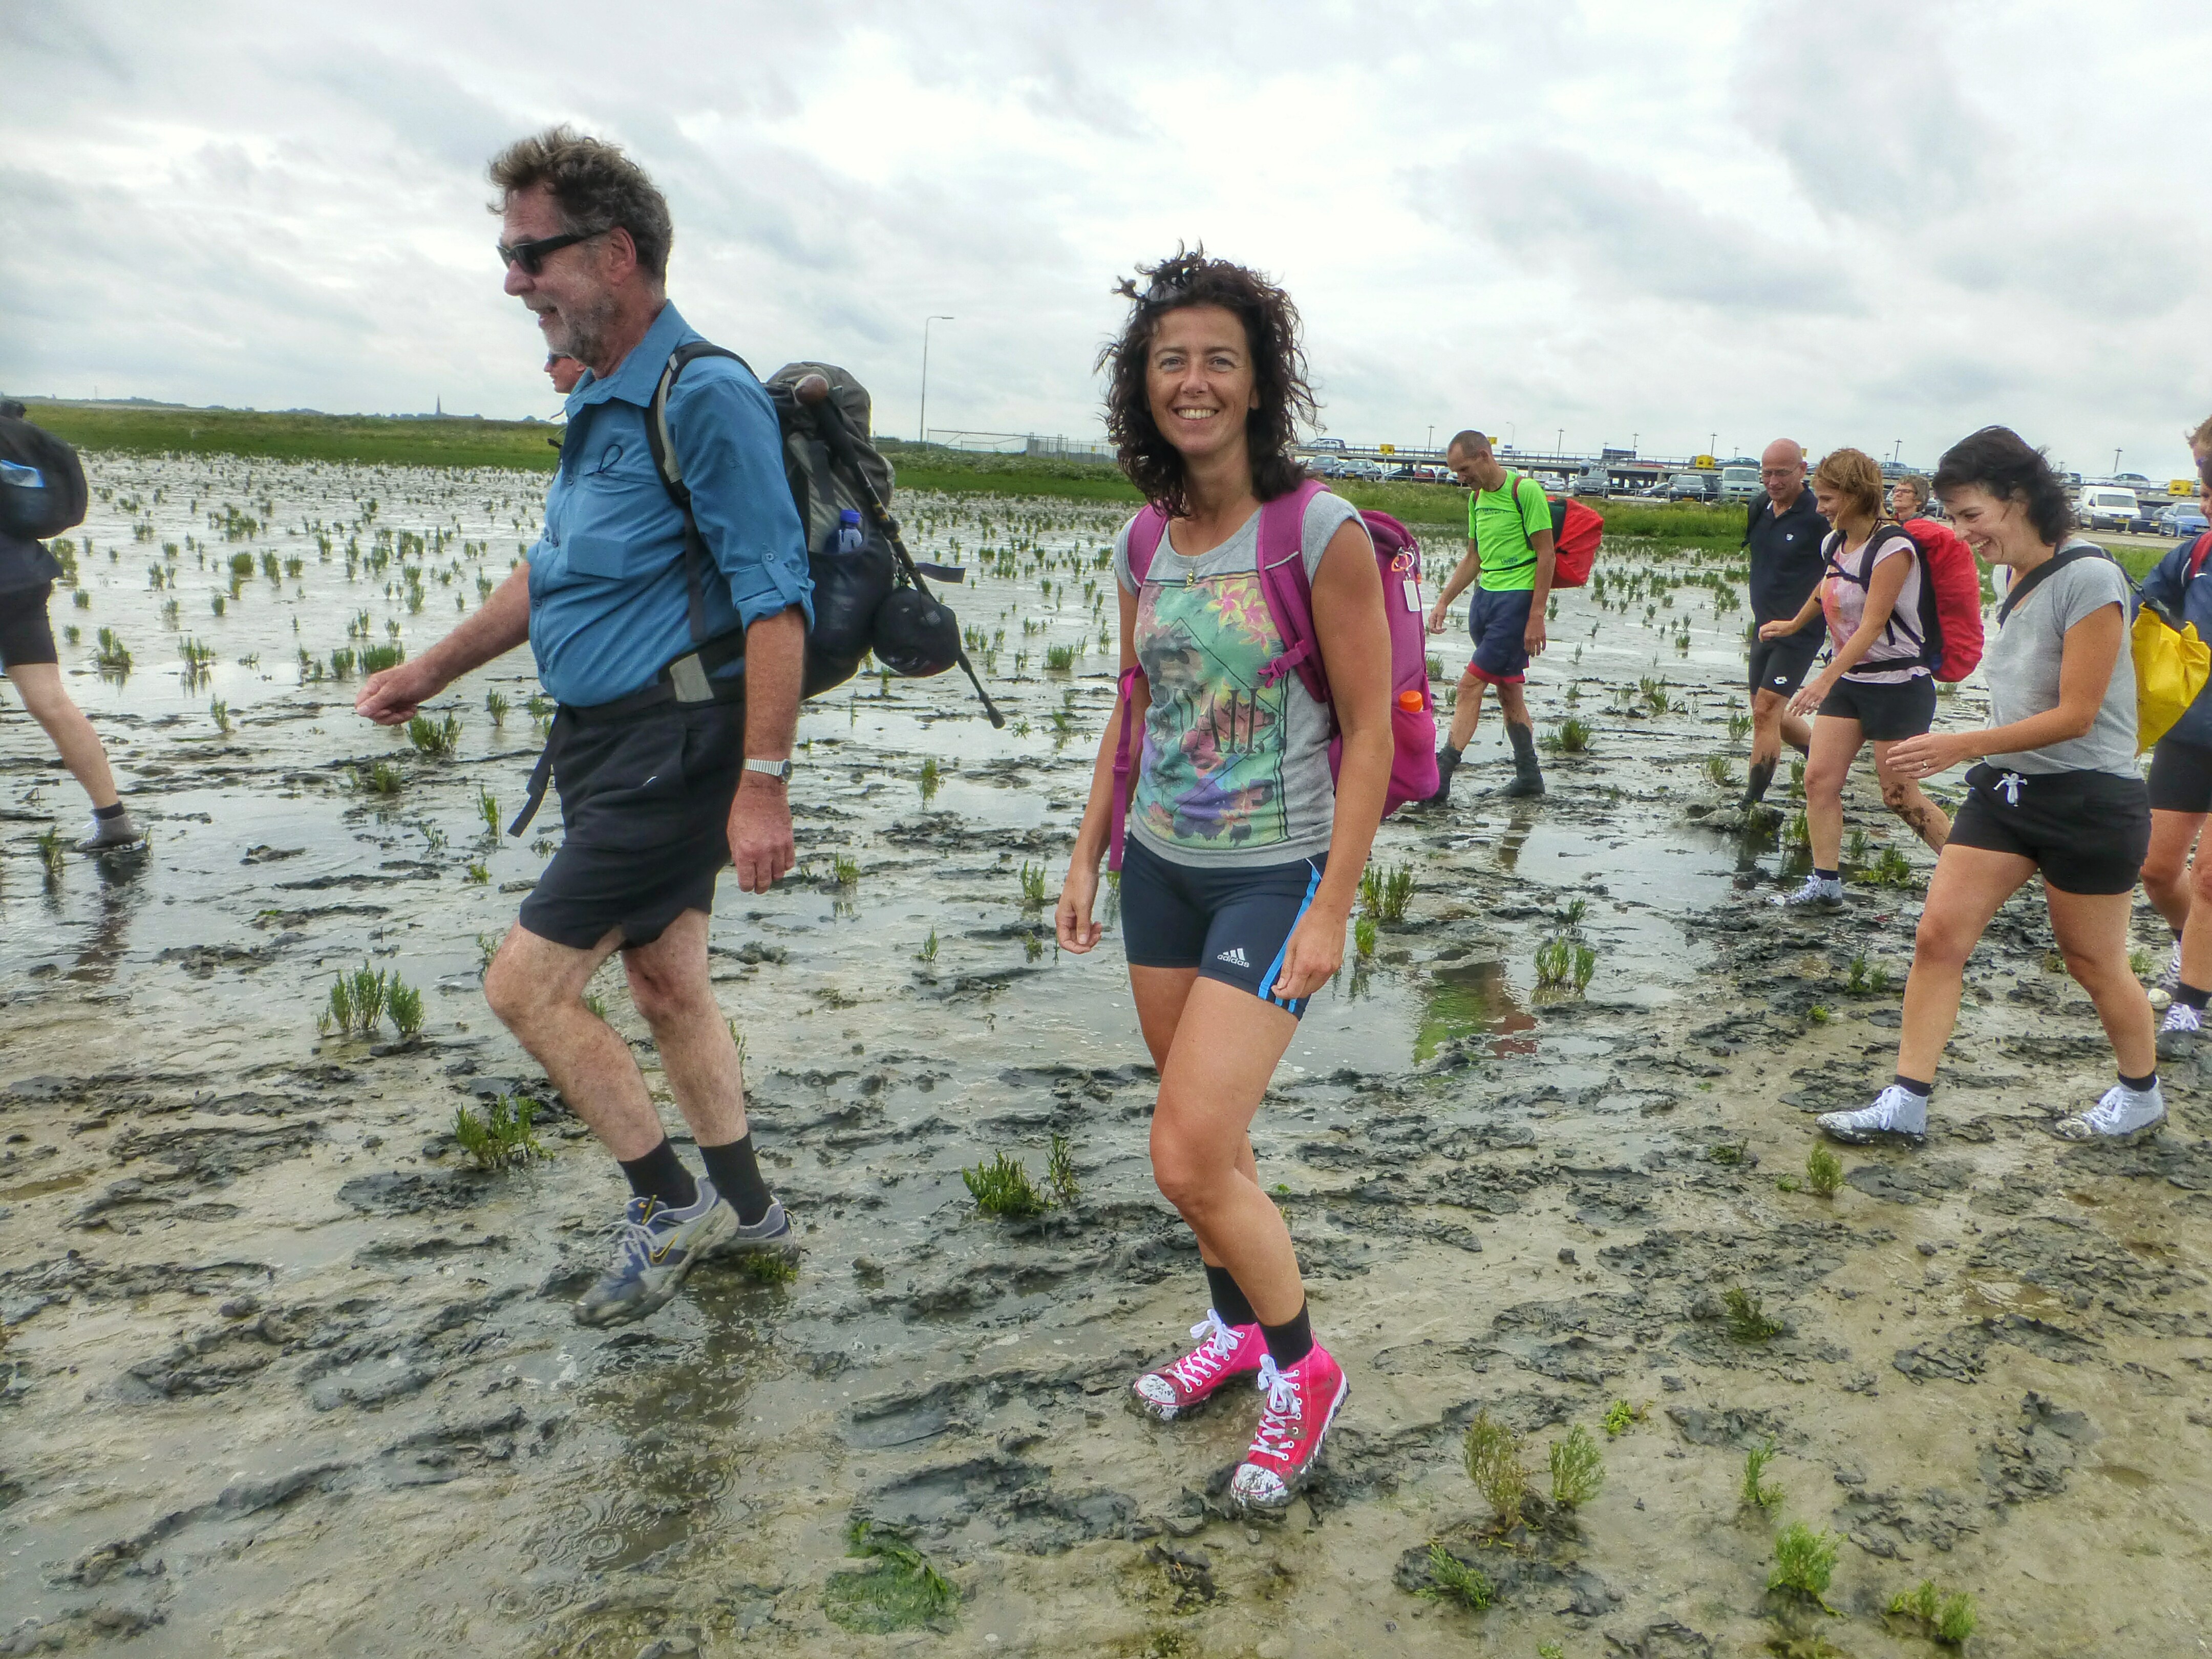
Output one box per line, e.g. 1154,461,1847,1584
1096,247,1317,515
488,126,673,284
1932,426,2073,545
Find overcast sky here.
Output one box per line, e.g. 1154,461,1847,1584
4,1,2207,475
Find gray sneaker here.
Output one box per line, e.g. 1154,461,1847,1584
2052,1082,2165,1145
706,1197,799,1264
74,810,145,853
1770,874,1843,911
573,1181,738,1328
1817,1083,1928,1145
2157,1000,2202,1061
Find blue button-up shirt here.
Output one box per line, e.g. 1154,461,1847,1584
527,302,811,707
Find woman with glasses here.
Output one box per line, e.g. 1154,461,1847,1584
2133,417,2212,1040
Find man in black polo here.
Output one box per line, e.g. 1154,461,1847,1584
1741,438,1829,809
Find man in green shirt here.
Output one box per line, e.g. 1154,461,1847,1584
1423,429,1554,801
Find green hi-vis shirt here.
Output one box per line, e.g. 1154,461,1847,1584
1467,472,1552,593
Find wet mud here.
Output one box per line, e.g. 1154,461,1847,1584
3,458,2208,1655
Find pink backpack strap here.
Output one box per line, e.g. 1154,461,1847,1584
1108,504,1171,873
1254,480,1335,708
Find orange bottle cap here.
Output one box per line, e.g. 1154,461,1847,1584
1397,690,1423,711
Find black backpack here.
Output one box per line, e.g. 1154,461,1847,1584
0,409,88,542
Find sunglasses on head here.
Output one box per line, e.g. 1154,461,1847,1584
495,228,608,275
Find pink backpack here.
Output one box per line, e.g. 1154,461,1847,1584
1108,479,1438,870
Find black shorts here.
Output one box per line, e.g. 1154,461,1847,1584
1748,626,1822,697
1817,674,1936,741
1120,835,1328,1017
2147,735,2212,814
517,700,745,950
0,583,57,669
1948,763,2150,896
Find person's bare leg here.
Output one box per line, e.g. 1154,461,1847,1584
1133,965,1259,1269
1873,738,1952,854
2182,848,2212,992
1750,688,1785,771
7,664,120,808
1896,845,2033,1081
1495,679,1530,732
1446,672,1486,751
2141,809,2201,935
1803,715,1861,871
483,922,666,1158
621,908,747,1146
1147,977,1304,1321
2048,886,2157,1080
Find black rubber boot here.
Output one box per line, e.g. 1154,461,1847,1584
1742,759,1777,809
1501,723,1545,798
1426,745,1462,806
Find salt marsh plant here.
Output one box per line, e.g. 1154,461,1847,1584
359,643,405,673
228,552,255,578
1889,1580,1977,1646
94,628,132,672
209,698,230,733
1806,1144,1843,1198
738,1249,799,1286
321,961,391,1038
1358,862,1414,923
1602,1399,1646,1437
1462,1409,1528,1533
36,826,65,880
464,861,490,885
453,1093,542,1171
917,929,939,964
484,688,508,725
1728,710,1752,742
1724,1286,1783,1342
387,977,424,1038
1769,1521,1840,1607
1742,1441,1784,1509
1845,954,1892,995
407,711,460,758
963,1151,1046,1218
1416,1544,1494,1611
1705,755,1733,788
1544,716,1592,755
1354,915,1378,959
477,786,500,836
918,756,942,801
833,852,860,887
1044,643,1077,672
1535,936,1598,995
823,1521,958,1635
1018,860,1049,908
209,594,226,617
1547,1424,1604,1508
1046,1132,1080,1207
365,760,402,796
1846,828,1870,864
326,648,354,680
1872,845,1913,887
1785,810,1811,848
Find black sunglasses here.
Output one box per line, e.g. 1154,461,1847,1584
495,228,608,275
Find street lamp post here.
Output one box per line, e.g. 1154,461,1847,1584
919,315,954,445
1556,428,1564,455
1427,424,1434,454
2114,448,2123,475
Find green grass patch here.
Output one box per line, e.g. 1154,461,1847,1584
822,1521,958,1634
1890,1578,1977,1646
453,1093,542,1171
1416,1542,1494,1610
26,400,564,471
1769,1521,1841,1608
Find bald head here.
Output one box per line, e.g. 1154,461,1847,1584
1760,439,1806,503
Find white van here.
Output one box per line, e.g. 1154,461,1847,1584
1719,465,1761,502
2077,486,2140,532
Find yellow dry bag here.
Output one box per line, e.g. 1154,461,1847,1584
2132,600,2210,753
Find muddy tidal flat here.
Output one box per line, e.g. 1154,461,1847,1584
3,456,2209,1657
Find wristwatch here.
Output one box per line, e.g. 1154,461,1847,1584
743,758,793,782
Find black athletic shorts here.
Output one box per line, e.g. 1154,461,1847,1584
2147,735,2212,814
517,699,745,950
0,582,57,670
1748,626,1822,698
1948,762,2150,896
1120,835,1328,1017
1817,674,1936,742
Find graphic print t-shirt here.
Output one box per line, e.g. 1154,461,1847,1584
1112,491,1366,869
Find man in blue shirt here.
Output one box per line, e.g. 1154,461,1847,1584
358,127,811,1327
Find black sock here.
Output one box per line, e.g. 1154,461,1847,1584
1892,1073,1932,1098
2179,983,2210,1010
698,1131,774,1225
1204,1263,1259,1328
1815,867,1840,884
2121,1070,2158,1093
1259,1301,1314,1369
1744,760,1776,804
93,801,126,820
618,1137,698,1211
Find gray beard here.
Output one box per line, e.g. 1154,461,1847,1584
546,290,619,370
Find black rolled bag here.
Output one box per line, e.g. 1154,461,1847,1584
0,407,84,592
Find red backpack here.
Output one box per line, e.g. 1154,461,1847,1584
1898,519,1984,682
1485,473,1601,588
1108,480,1437,871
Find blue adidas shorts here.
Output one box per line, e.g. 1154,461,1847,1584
1120,836,1328,1017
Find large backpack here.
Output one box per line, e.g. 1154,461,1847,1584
1107,480,1437,870
1477,473,1600,588
0,410,88,543
1897,519,1984,682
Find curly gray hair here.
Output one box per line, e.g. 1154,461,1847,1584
488,126,672,284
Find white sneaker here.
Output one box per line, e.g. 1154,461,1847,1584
2052,1082,2165,1145
2157,1000,2203,1060
1770,874,1843,912
1816,1083,1927,1145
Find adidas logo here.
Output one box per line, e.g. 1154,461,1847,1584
1216,947,1250,967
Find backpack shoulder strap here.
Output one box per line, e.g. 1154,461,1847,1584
643,341,751,645
1997,544,2099,625
2189,530,2212,582
1124,504,1170,586
1254,480,1336,710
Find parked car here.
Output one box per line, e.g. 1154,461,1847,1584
2077,486,2140,532
1667,472,1709,500
1307,437,1347,451
1573,467,1609,497
1386,464,1419,480
1339,459,1385,481
1718,465,1761,502
2157,501,2210,538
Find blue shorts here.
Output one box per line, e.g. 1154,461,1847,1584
1468,586,1534,685
1120,836,1328,1017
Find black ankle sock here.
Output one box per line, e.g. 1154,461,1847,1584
1744,760,1776,804
93,801,126,820
1892,1073,1932,1099
2121,1070,2158,1093
698,1131,774,1225
2179,983,2210,1010
1204,1263,1259,1328
1259,1302,1314,1369
1815,867,1840,884
618,1137,698,1211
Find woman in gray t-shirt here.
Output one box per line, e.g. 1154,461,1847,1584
1814,426,2160,1149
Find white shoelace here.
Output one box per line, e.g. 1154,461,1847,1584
2165,1002,2203,1032
1248,1356,1304,1460
1165,1310,1240,1389
2086,1084,2155,1131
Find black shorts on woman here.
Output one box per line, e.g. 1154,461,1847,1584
1948,762,2148,895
